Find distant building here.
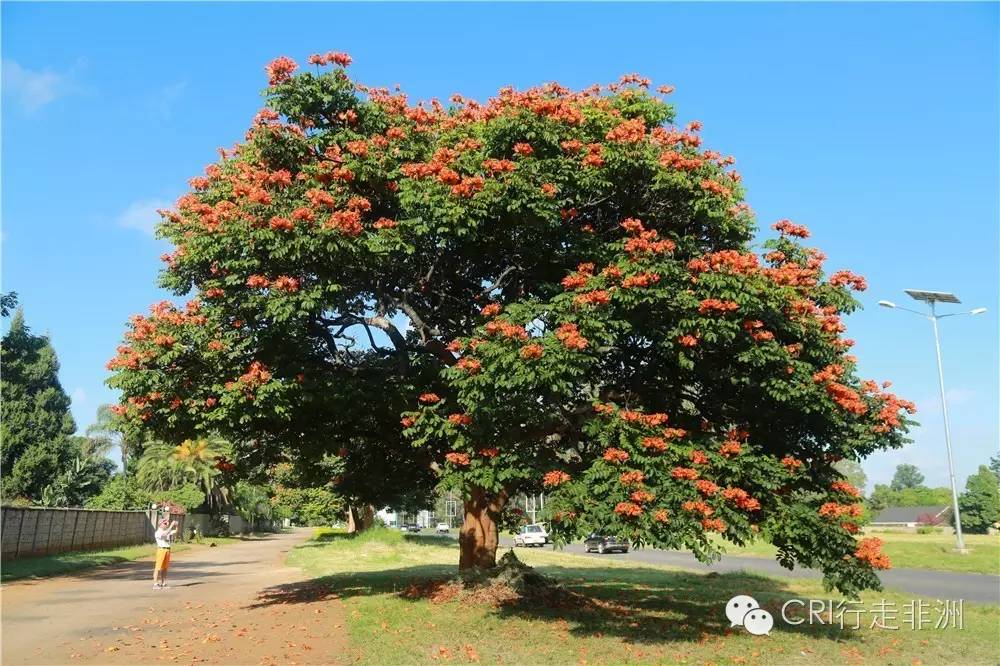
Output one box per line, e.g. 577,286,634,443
871,505,951,528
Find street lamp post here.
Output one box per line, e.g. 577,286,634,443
878,290,987,554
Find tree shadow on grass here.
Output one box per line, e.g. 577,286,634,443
246,562,858,645
296,532,456,549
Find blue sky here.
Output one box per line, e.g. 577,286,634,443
2,2,997,489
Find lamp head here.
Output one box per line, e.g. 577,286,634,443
878,300,897,308
970,307,987,315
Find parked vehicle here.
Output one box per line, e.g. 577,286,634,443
435,522,450,534
583,532,629,554
513,523,549,547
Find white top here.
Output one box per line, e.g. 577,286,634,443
155,526,175,548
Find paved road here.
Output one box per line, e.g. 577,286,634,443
1,528,345,665
498,536,1000,604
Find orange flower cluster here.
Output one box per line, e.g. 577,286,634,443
672,467,699,480
873,391,917,433
701,518,727,532
831,480,861,498
855,537,891,569
719,440,742,457
239,361,272,387
520,343,544,360
630,490,655,503
603,448,630,463
485,320,528,340
721,487,760,511
540,183,558,198
772,219,810,238
326,210,363,236
825,382,867,416
555,323,588,350
677,334,699,348
272,276,300,293
418,393,440,404
593,402,616,416
652,509,670,523
451,176,484,198
606,117,647,143
479,448,499,457
480,303,501,317
373,217,396,230
345,140,369,157
265,56,297,85
698,299,739,315
483,158,516,173
689,450,709,465
819,502,863,518
269,215,294,231
307,51,352,67
781,456,803,471
246,274,270,288
622,272,660,289
456,357,481,374
619,470,645,486
561,273,588,290
642,436,667,452
624,230,675,257
581,143,604,167
573,290,611,307
448,413,472,426
663,427,687,439
688,250,760,276
445,452,470,466
620,411,668,427
695,480,720,496
682,500,713,516
829,270,868,291
543,470,571,487
513,142,534,156
700,179,731,197
614,501,643,517
660,150,704,171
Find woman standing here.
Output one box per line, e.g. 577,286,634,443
152,519,178,589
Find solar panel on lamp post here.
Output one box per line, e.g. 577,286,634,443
879,290,988,553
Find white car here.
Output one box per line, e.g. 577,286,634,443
435,522,450,534
513,523,549,547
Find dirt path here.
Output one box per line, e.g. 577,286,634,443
1,528,349,665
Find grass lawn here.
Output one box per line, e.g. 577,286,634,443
707,532,1000,576
282,528,1000,665
1,535,246,583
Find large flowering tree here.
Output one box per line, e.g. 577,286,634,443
108,52,915,595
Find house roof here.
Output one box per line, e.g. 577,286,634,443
871,505,950,524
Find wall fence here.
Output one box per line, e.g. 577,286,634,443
0,506,181,561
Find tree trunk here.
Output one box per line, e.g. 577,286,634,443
459,488,507,570
347,504,376,533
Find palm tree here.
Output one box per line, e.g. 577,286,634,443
137,437,232,506
87,404,141,473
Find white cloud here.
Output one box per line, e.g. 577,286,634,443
915,388,976,415
2,59,71,112
116,199,171,236
148,81,187,119
71,387,87,407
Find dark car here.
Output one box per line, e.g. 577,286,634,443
402,523,422,533
583,532,629,554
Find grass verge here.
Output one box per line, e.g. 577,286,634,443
708,532,1000,576
282,528,1000,665
1,535,245,583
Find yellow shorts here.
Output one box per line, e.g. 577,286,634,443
155,548,171,571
